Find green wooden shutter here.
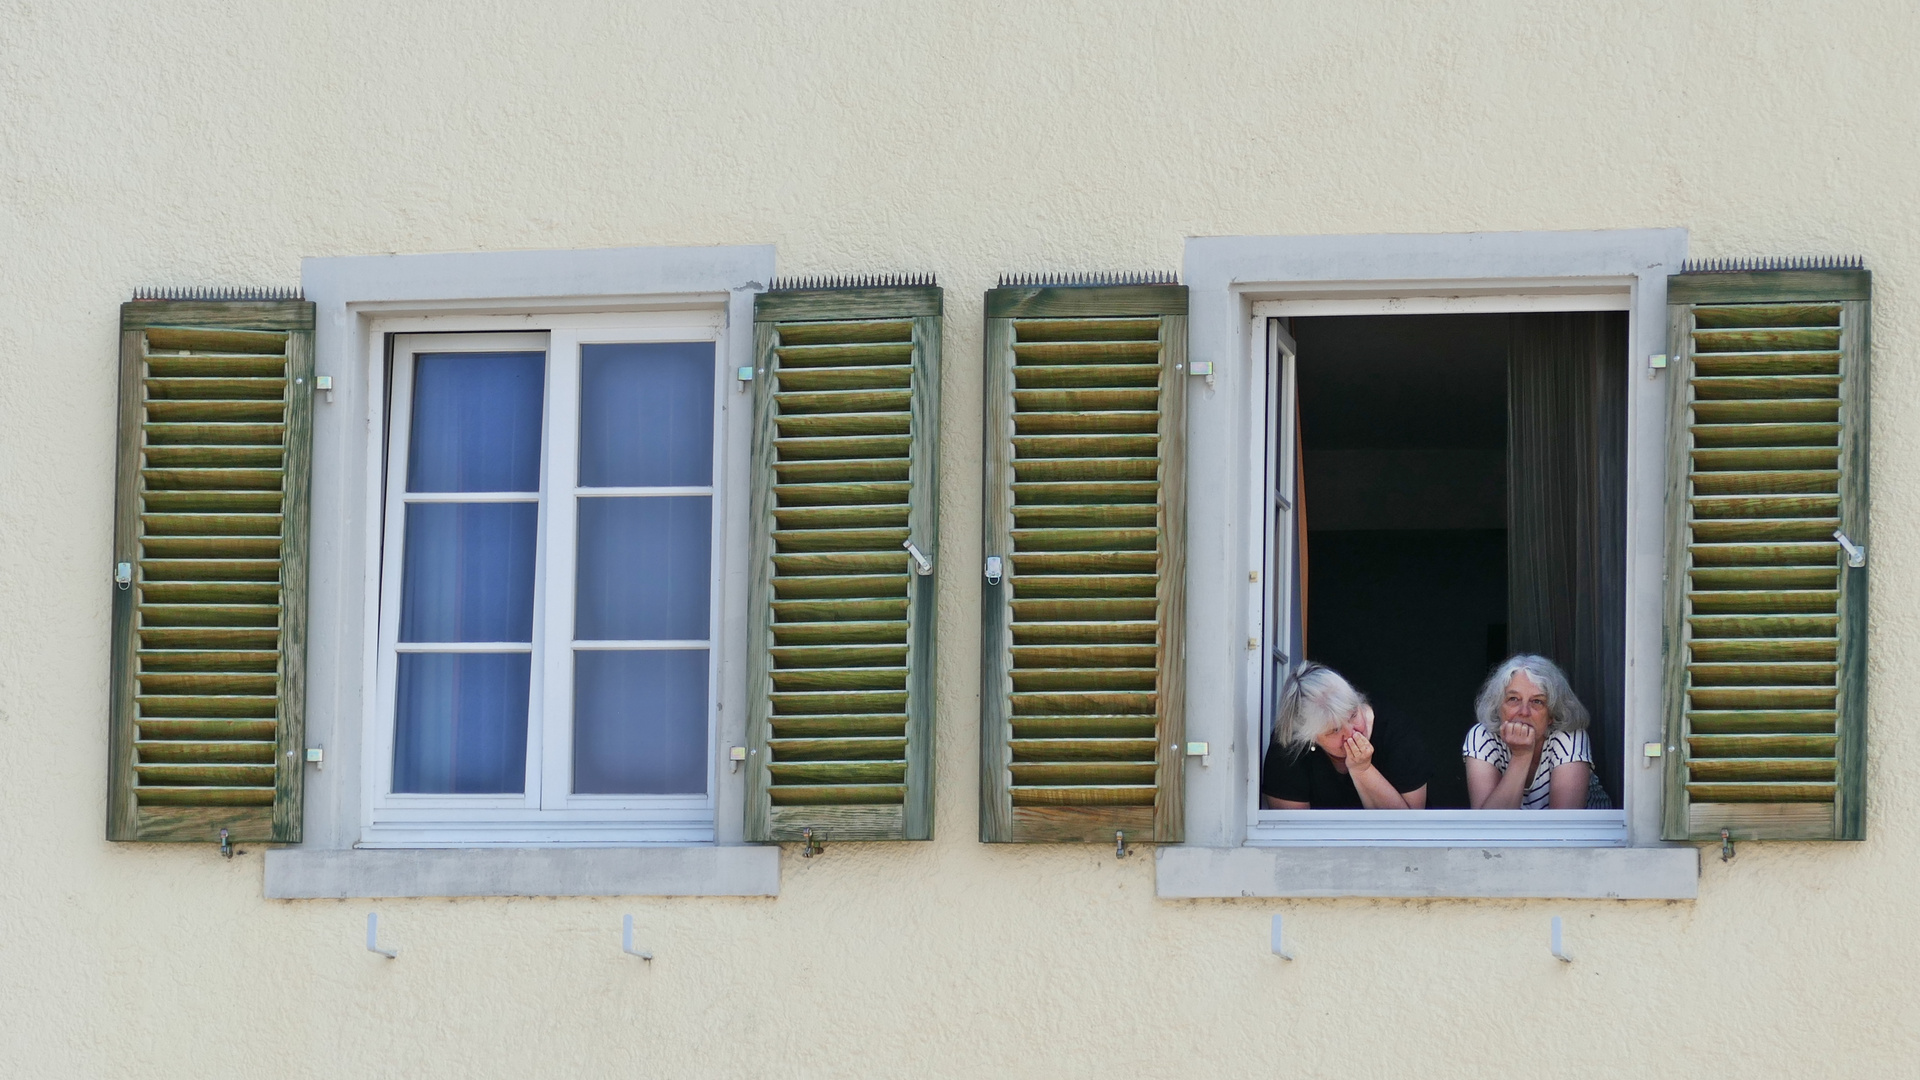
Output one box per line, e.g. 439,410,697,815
744,283,941,842
1661,263,1870,841
979,281,1187,844
108,296,314,842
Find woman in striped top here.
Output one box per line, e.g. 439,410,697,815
1462,655,1593,810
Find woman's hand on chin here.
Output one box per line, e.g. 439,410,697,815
1499,719,1539,754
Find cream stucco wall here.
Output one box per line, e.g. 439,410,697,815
4,2,1918,1076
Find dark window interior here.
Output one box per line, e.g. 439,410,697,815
1292,312,1625,810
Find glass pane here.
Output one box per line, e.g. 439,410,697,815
399,503,539,643
393,652,531,794
574,495,711,641
407,351,546,492
578,342,715,487
573,649,709,794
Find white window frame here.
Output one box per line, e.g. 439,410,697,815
267,246,781,898
1160,231,1700,900
1246,293,1631,847
366,316,728,846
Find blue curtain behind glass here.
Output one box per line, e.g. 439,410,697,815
578,342,714,487
572,342,714,796
393,350,545,795
393,654,533,794
399,503,539,642
573,650,709,794
574,496,711,641
408,352,546,492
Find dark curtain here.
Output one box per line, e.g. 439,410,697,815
1507,312,1627,805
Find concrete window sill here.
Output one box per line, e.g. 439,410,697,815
264,845,780,899
1156,845,1698,900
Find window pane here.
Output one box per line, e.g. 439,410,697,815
578,342,715,487
407,351,546,492
573,649,708,794
574,495,711,641
393,652,531,794
399,503,539,643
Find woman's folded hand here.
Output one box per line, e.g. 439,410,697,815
1499,719,1539,754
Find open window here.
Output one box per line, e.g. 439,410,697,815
1250,298,1633,843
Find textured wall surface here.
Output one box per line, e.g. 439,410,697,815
3,2,1918,1076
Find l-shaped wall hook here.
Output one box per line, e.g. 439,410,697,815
1550,916,1572,963
366,912,397,959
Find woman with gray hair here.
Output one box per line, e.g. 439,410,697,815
1261,663,1430,809
1463,654,1593,810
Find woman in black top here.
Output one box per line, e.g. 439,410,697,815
1261,663,1431,810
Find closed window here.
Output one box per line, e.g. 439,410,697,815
368,318,728,845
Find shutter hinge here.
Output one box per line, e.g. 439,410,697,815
736,365,754,393
728,745,746,773
114,562,132,590
984,555,1003,585
1834,529,1867,568
1648,353,1668,379
305,747,324,770
314,375,334,403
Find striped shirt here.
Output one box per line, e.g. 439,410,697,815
1461,725,1592,810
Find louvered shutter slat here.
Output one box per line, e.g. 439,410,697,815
108,299,313,842
981,284,1187,844
744,286,940,842
1662,268,1869,841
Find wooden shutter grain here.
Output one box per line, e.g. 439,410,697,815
1661,268,1869,841
108,299,314,842
980,284,1187,844
745,287,941,842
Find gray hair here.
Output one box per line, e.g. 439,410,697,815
1474,654,1589,735
1275,663,1368,753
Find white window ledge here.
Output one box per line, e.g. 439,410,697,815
264,845,780,899
1156,845,1698,900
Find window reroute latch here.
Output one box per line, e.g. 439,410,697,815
1833,529,1867,568
902,539,933,576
